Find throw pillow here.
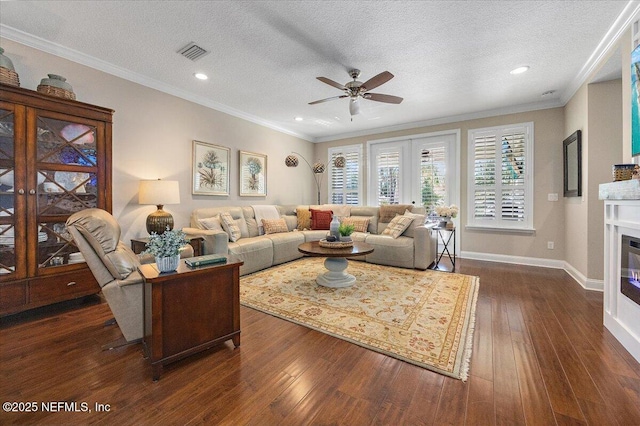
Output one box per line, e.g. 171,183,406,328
219,212,242,242
340,216,370,233
379,204,413,223
382,215,414,239
198,215,224,231
296,208,311,230
402,210,426,238
262,218,289,235
310,209,333,230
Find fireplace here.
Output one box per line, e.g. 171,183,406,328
621,235,640,306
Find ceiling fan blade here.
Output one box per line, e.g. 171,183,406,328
361,71,394,91
363,93,403,104
308,95,348,105
316,76,346,90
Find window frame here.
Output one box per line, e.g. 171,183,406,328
327,144,363,205
467,122,534,231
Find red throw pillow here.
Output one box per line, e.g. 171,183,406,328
310,209,333,230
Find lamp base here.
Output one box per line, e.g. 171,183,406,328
147,205,174,234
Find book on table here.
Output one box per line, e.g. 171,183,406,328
185,254,227,267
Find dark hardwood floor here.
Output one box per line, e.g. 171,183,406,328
1,259,640,425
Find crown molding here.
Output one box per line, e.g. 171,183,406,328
313,99,563,143
560,0,640,105
0,24,314,142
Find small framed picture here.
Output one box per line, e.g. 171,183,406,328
192,140,230,195
239,150,267,197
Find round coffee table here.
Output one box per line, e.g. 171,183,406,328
298,241,374,288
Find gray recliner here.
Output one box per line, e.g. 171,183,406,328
66,208,192,345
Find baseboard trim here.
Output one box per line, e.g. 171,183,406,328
461,251,603,292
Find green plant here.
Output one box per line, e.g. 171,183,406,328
338,223,355,237
142,228,189,258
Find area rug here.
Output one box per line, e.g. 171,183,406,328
240,257,479,381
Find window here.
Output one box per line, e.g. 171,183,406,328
467,122,534,230
328,145,362,205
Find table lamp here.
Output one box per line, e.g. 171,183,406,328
138,179,180,234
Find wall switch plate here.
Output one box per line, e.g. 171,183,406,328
547,241,555,249
548,193,559,201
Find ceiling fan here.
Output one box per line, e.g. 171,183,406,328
309,69,403,118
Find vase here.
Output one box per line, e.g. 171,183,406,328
156,254,180,272
439,216,450,228
340,235,352,242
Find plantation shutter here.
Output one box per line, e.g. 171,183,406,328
328,145,361,205
376,150,401,205
468,123,533,230
420,146,447,211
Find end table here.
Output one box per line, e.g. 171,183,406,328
432,226,456,272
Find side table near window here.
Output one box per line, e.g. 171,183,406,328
131,237,204,257
432,226,456,272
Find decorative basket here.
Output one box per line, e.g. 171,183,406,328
0,66,20,87
319,239,354,249
37,84,76,100
613,164,635,182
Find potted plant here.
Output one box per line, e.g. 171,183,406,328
143,228,189,272
338,223,355,242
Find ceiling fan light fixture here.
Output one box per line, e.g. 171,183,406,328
349,98,361,116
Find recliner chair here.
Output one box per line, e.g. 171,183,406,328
66,208,192,348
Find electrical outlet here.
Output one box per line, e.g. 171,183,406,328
547,241,555,250
548,193,559,201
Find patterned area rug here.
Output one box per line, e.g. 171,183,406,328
240,257,479,380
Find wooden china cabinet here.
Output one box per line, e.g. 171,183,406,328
0,84,113,315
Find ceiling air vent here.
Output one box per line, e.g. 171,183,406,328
177,42,209,61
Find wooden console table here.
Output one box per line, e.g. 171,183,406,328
138,255,243,380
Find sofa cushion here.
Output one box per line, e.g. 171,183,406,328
365,234,416,269
296,208,311,230
379,204,413,223
264,232,305,265
220,212,242,242
382,215,414,238
198,215,224,231
310,209,332,230
402,210,426,238
228,237,273,275
340,216,370,233
262,218,289,234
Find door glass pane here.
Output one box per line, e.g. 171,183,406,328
37,221,83,267
0,109,15,275
37,170,98,215
420,146,447,213
376,151,400,205
37,117,97,166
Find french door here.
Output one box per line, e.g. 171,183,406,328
369,131,458,212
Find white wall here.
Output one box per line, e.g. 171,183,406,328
3,39,314,243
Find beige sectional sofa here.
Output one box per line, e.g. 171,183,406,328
183,205,436,276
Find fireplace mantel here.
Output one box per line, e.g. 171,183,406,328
600,182,640,362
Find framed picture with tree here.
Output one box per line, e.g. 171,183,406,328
239,150,267,196
192,140,230,195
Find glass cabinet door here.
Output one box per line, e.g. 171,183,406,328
33,114,101,272
0,109,24,281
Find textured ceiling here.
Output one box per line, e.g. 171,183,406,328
0,1,632,141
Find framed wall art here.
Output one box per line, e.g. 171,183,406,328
192,140,230,195
239,150,266,196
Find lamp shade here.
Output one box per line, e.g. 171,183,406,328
139,180,180,234
138,180,180,205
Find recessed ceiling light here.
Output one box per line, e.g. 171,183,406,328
194,73,208,80
294,116,304,121
510,66,530,75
